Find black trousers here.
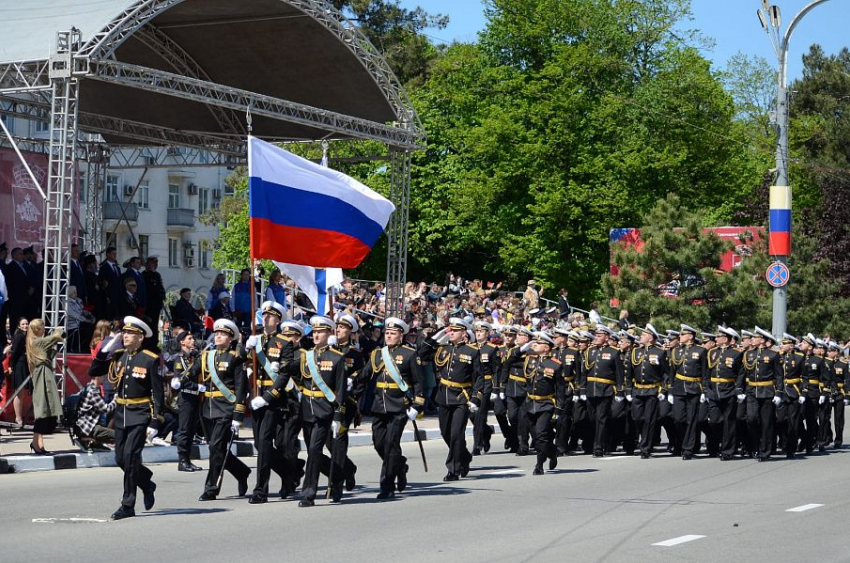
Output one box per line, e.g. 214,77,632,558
587,396,612,456
708,397,737,457
657,399,678,452
632,395,659,455
492,397,514,449
252,406,286,498
746,396,775,457
372,411,408,493
736,400,751,454
280,411,304,492
785,399,803,455
672,394,700,455
832,399,845,446
526,409,554,468
472,394,494,452
607,398,635,453
555,398,574,454
571,398,592,453
803,398,821,451
176,394,200,460
203,417,250,495
438,403,471,475
114,423,153,509
506,396,529,452
302,418,344,501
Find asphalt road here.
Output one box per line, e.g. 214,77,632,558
2,437,850,563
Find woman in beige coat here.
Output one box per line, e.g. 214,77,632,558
28,319,64,454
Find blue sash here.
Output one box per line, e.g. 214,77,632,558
254,338,277,383
306,350,336,402
206,351,236,403
380,347,409,392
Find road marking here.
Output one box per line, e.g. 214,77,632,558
652,535,706,547
786,504,824,513
598,455,631,461
33,518,108,524
483,469,525,476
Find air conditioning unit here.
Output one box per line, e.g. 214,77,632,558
212,188,222,200
187,183,198,195
183,243,195,268
123,184,135,196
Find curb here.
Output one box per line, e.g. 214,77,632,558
1,426,491,474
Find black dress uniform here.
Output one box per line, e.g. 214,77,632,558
779,347,805,458
324,339,364,492
186,347,251,498
553,344,580,455
801,351,828,452
667,341,707,458
705,345,744,459
830,355,849,447
822,356,837,448
626,344,667,457
472,340,499,454
89,343,163,515
501,344,531,454
522,351,566,473
249,331,295,502
579,343,624,457
421,332,483,479
492,341,514,450
356,341,425,496
174,349,202,471
743,343,782,460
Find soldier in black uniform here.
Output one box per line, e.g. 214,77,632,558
89,316,163,520
169,329,203,472
656,330,680,453
569,331,594,453
800,334,828,453
244,301,293,504
832,345,849,448
578,326,624,458
501,326,534,455
355,317,424,499
327,313,364,492
626,324,667,459
704,327,744,460
472,320,499,455
778,333,805,458
667,324,707,460
609,331,637,455
421,317,483,481
823,342,840,447
745,327,783,461
552,328,580,456
493,326,519,452
737,330,756,456
186,319,251,500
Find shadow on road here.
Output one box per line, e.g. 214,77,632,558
139,507,230,517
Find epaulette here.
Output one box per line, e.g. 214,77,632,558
549,357,562,365
229,350,239,357
469,343,480,350
401,345,416,352
328,347,345,356
142,349,158,359
795,351,805,357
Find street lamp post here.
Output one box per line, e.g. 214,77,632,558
757,0,833,338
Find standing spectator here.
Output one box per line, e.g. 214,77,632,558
118,277,144,320
27,319,64,454
69,243,87,304
23,246,43,319
83,255,106,321
618,309,630,331
98,246,122,320
558,288,570,316
264,268,287,309
122,257,146,309
89,319,114,357
232,268,253,328
524,279,540,313
65,286,94,353
205,273,229,313
6,248,32,332
6,317,28,428
589,301,602,325
173,287,202,335
142,256,166,346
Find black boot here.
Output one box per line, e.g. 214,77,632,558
143,482,156,511
178,460,195,472
345,466,357,492
111,506,135,520
397,463,409,492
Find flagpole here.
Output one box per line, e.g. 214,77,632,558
246,107,259,400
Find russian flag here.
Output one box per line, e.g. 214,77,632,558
248,136,395,268
769,185,791,256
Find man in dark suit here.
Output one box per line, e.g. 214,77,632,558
22,246,43,319
69,243,87,304
122,256,146,309
98,246,122,320
5,247,32,326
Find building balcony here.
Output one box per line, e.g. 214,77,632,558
167,207,195,229
103,201,138,224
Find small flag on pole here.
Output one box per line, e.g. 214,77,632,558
274,262,343,315
248,136,395,268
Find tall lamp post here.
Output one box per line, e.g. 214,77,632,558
757,0,833,337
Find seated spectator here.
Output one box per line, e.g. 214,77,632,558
210,291,233,321
75,371,115,450
205,273,229,313
173,287,202,335
118,277,144,320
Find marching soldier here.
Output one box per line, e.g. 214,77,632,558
552,328,580,456
569,331,594,453
578,326,623,458
491,326,516,451
355,317,424,499
667,324,707,460
626,324,667,459
501,326,534,455
832,345,849,448
778,334,805,459
243,301,293,504
823,342,840,448
471,321,499,455
522,332,565,474
328,313,365,492
800,334,828,453
704,327,744,461
421,317,483,481
737,329,756,456
610,331,637,455
169,329,203,472
657,330,680,454
89,316,163,520
745,327,782,461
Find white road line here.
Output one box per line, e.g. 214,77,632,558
786,504,824,513
484,469,525,476
32,518,108,524
652,535,706,547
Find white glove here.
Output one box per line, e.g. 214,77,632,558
328,335,338,346
432,328,448,342
170,378,181,390
572,395,579,403
667,395,675,405
580,394,587,402
614,396,624,403
844,398,850,406
699,393,706,404
231,420,241,434
270,362,280,374
657,393,665,401
245,334,260,349
332,420,341,439
819,395,827,405
520,342,533,353
737,394,746,403
406,407,418,421
798,395,806,404
197,384,206,393
101,334,122,354
490,392,498,401
468,402,479,414
146,427,157,441
772,396,782,406
347,378,354,393
295,389,302,401
499,392,505,400
251,396,268,410
246,367,253,378
626,394,633,402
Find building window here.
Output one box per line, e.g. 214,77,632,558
138,235,149,260
168,238,179,267
168,183,180,209
198,187,210,215
199,151,209,164
105,175,120,202
136,180,149,209
35,119,49,133
199,240,211,269
0,113,12,135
